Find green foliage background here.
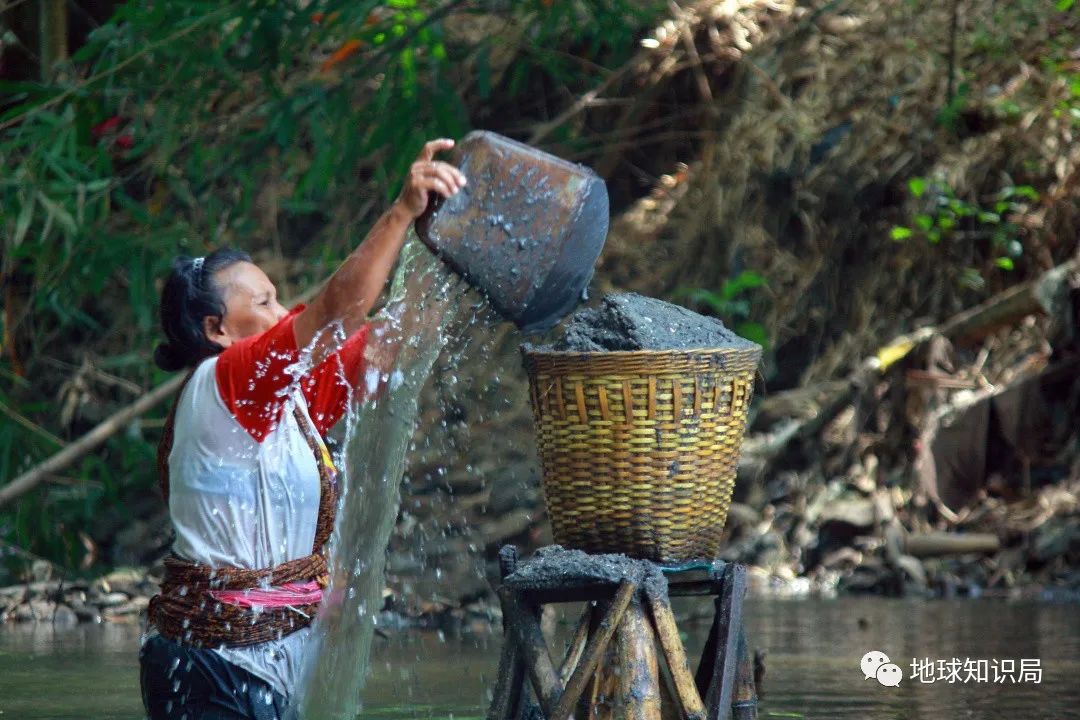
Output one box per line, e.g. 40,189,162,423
0,0,667,575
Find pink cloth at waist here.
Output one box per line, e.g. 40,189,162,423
207,580,322,609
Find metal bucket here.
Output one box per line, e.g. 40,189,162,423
416,131,609,334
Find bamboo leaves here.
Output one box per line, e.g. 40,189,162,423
12,191,34,248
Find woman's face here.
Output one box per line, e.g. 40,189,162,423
203,261,289,348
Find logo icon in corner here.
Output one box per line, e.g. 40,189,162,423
862,650,903,687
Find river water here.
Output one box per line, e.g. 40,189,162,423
2,596,1078,719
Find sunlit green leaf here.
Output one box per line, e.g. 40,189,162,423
907,177,927,197
1009,185,1040,201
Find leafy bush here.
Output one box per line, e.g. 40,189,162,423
889,177,1037,290
678,271,769,348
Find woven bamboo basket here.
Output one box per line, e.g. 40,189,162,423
522,346,761,563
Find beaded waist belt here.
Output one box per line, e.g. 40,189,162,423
148,552,329,647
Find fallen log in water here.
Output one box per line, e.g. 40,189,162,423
903,532,1000,558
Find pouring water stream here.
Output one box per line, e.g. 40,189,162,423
296,234,472,719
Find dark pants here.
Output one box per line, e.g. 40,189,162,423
140,634,294,720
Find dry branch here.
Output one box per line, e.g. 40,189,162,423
0,374,185,509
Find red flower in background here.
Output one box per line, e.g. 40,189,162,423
91,115,123,138
91,115,133,151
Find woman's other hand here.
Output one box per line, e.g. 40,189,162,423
393,138,467,220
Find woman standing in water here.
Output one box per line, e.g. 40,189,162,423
141,139,467,720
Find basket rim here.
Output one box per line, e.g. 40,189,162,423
521,345,761,359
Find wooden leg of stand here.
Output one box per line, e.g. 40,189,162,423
487,639,526,720
488,577,525,720
552,579,637,720
647,592,706,720
614,598,662,720
581,611,605,720
694,603,719,699
500,588,564,719
658,663,682,720
560,605,593,684
732,628,758,720
590,636,621,720
695,564,747,720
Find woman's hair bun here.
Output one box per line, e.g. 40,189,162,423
153,342,188,373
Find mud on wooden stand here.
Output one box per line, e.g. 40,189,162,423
488,546,759,720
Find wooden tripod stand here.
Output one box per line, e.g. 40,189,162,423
487,546,758,720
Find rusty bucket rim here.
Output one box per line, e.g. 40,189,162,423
460,129,600,179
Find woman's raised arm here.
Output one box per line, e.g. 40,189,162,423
293,138,466,360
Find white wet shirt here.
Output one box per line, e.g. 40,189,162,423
162,306,368,700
